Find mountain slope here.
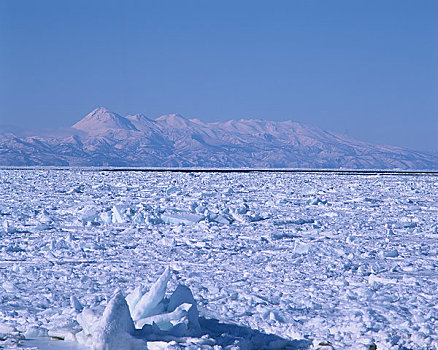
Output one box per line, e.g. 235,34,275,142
1,107,437,169
73,107,138,134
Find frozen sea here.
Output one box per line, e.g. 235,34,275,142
0,169,437,350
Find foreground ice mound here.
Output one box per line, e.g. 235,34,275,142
130,267,171,322
75,268,201,350
33,267,307,349
127,267,200,336
76,290,146,350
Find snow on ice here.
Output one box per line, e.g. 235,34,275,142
0,169,437,349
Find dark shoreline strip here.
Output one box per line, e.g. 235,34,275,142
1,167,438,176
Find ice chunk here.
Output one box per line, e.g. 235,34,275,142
2,220,16,234
146,341,176,350
112,205,125,224
166,186,180,195
100,211,112,224
125,286,144,313
89,290,146,350
127,277,200,335
67,184,85,194
24,325,49,338
167,285,200,331
208,214,233,225
382,249,399,258
236,203,249,214
50,237,70,250
79,207,98,225
71,296,84,312
294,242,312,255
308,197,327,205
161,212,203,225
3,281,18,292
131,267,171,321
135,303,192,330
248,213,266,222
159,237,176,247
0,323,17,338
270,231,297,240
77,308,100,337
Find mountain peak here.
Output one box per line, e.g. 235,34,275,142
93,106,112,114
72,107,137,133
125,113,150,122
125,113,159,133
155,114,191,128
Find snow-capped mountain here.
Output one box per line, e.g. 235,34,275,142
72,107,138,134
1,107,437,169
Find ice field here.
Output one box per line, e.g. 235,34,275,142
0,169,437,349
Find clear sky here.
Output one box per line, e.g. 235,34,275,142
1,0,437,152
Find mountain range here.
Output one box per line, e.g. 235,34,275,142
1,107,437,169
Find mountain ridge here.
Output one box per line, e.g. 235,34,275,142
1,107,437,169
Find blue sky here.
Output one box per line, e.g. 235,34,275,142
0,0,437,152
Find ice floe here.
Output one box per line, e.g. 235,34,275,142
1,170,437,349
